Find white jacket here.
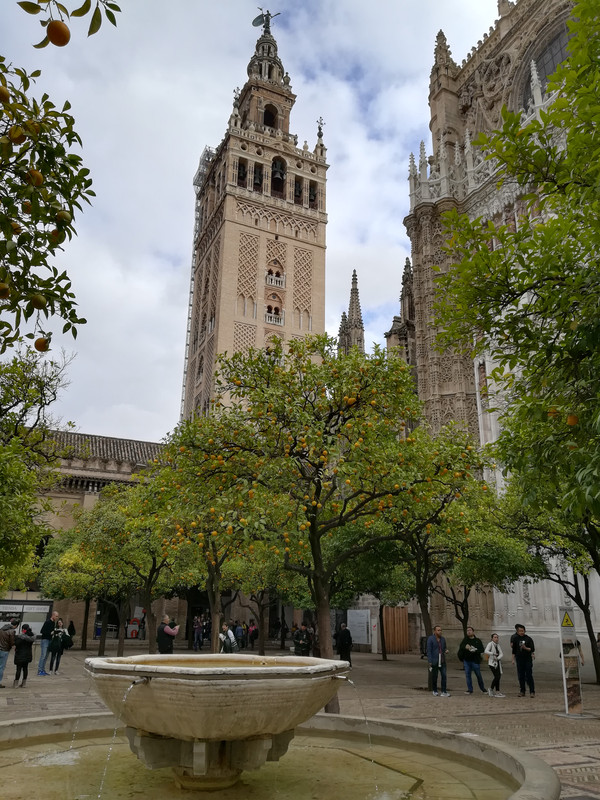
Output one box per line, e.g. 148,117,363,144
484,641,504,671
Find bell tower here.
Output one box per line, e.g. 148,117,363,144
182,14,328,418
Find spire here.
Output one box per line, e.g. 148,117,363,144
433,31,458,72
338,270,364,355
247,17,287,86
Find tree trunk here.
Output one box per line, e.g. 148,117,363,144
416,590,432,636
116,598,129,657
143,595,157,654
279,604,287,651
80,597,90,650
211,609,221,653
97,604,109,657
313,580,339,714
379,603,387,661
257,603,267,656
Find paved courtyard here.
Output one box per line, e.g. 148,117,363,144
0,640,599,799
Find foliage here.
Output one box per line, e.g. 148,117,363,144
17,0,121,45
0,437,51,591
165,336,493,666
0,345,72,465
434,0,600,516
0,61,93,351
0,0,124,352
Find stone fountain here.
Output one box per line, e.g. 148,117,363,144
84,652,348,790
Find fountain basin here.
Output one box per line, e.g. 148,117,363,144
84,653,349,789
84,653,348,741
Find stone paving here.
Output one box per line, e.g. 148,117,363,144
1,640,599,798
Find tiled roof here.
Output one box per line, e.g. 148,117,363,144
51,430,163,466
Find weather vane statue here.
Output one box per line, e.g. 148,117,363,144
252,8,281,34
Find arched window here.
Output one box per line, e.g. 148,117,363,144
237,158,248,188
271,157,286,199
294,178,303,205
308,180,318,209
253,164,263,193
523,26,570,109
264,104,278,128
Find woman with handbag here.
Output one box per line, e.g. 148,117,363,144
484,633,505,697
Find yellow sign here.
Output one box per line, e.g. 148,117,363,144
561,611,575,628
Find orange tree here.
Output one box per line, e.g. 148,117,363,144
61,480,204,652
166,336,492,674
0,1,121,352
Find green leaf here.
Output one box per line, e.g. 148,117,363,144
71,0,92,17
87,5,102,36
33,36,50,49
17,2,42,14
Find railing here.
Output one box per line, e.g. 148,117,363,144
264,312,284,326
266,274,285,288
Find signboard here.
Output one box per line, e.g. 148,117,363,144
347,609,371,645
559,605,583,715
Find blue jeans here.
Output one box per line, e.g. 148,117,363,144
38,638,50,672
0,650,9,684
464,660,486,692
431,662,447,693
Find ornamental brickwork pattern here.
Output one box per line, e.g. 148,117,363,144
237,232,259,297
293,247,313,314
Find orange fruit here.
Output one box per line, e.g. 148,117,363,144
26,169,44,187
0,283,10,299
10,221,22,234
34,337,50,352
22,201,32,215
566,413,579,426
47,20,71,47
56,209,72,224
547,407,559,419
0,86,10,103
30,294,47,310
8,126,26,145
48,229,66,246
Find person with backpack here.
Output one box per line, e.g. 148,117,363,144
219,622,239,653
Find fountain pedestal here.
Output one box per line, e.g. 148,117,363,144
126,726,295,790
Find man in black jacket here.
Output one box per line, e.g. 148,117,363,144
511,624,536,697
457,626,487,694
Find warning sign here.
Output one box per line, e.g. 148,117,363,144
561,611,575,628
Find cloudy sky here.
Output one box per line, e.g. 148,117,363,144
2,0,498,443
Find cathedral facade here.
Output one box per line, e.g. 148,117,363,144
181,17,328,419
389,0,599,654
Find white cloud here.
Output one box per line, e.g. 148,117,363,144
1,0,499,441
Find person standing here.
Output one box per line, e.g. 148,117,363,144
426,625,450,697
49,618,71,674
219,622,239,653
38,610,59,676
156,615,180,654
193,615,203,651
293,622,311,657
511,624,535,697
13,624,35,688
0,618,19,688
458,626,487,694
484,633,505,697
336,623,353,666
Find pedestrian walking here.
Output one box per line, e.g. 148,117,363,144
0,618,19,688
13,624,35,688
457,626,487,694
219,622,239,653
510,624,535,697
293,622,311,657
484,633,505,697
335,623,353,666
38,610,59,676
426,625,450,697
